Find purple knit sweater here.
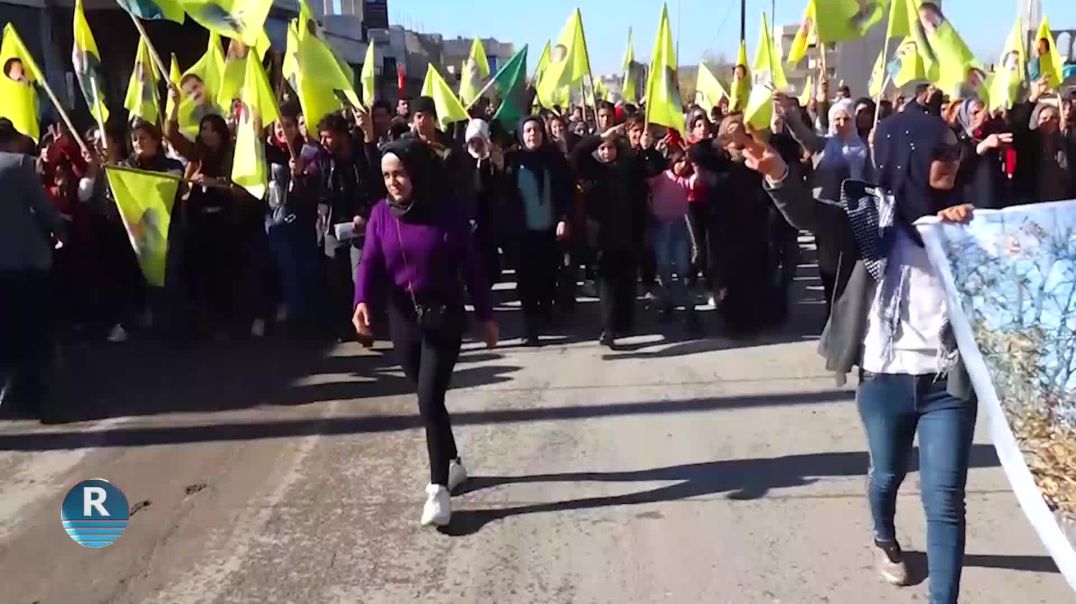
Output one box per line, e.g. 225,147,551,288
354,199,494,321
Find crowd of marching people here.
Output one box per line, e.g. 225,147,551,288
3,76,1076,413
3,62,1076,602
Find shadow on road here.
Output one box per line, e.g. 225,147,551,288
0,389,851,451
20,339,517,423
902,550,1060,585
439,444,1002,537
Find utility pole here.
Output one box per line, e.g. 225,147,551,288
740,0,746,43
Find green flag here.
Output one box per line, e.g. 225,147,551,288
491,46,529,130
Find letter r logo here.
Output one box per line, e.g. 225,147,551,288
83,486,109,517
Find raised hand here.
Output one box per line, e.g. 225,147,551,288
740,127,788,182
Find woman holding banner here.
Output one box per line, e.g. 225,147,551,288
742,108,979,604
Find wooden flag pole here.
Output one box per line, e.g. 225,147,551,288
465,73,499,111
89,77,109,156
36,75,89,155
123,9,170,80
577,12,599,130
873,32,895,128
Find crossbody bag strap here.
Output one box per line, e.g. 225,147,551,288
394,213,421,312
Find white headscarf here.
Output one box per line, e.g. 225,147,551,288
819,98,868,181
465,118,491,160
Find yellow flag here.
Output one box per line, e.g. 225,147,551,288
595,78,608,101
254,28,271,59
165,53,181,121
815,0,886,43
888,36,928,89
621,28,638,104
730,41,750,113
1031,18,1065,90
922,6,978,96
536,9,591,108
73,0,109,123
167,53,200,140
644,4,684,135
786,0,816,67
798,74,813,107
218,38,251,112
459,37,490,106
0,24,43,141
285,10,360,124
232,51,276,199
361,40,376,106
745,13,787,131
420,64,469,129
534,40,551,81
124,36,160,123
989,18,1025,112
885,0,914,40
106,166,180,287
752,13,788,91
183,0,273,47
695,63,727,115
181,32,226,121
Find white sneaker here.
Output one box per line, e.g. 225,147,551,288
420,484,451,527
448,459,468,492
872,539,909,586
107,324,128,343
250,319,266,338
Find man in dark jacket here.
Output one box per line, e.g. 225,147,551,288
404,96,475,208
315,111,379,340
572,127,648,348
0,122,66,421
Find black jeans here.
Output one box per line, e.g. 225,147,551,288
688,203,712,288
388,300,464,486
326,244,361,337
515,230,558,332
598,250,637,337
0,270,52,413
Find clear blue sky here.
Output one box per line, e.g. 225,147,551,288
390,0,1076,75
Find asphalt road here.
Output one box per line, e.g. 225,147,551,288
0,246,1070,603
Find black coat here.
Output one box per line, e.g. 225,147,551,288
498,146,573,238
571,136,648,253
1010,101,1076,204
956,132,1008,209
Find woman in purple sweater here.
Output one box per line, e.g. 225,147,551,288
353,138,499,528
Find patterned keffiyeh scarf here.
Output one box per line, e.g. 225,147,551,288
840,180,959,376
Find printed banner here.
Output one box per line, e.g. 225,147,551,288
918,201,1076,592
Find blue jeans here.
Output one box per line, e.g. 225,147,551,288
650,217,691,310
857,372,977,604
267,219,320,324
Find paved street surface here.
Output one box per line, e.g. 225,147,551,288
0,244,1070,604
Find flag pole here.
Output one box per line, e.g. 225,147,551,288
89,77,109,156
122,9,169,80
37,76,89,155
577,10,599,130
465,66,501,111
740,0,746,43
872,22,895,128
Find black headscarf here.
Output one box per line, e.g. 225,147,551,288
873,110,960,227
516,115,558,194
380,138,446,222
